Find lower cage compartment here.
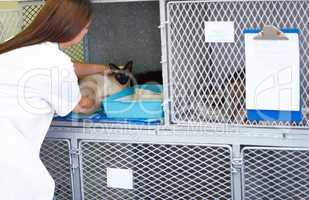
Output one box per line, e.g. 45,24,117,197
40,139,73,200
40,129,309,200
242,147,309,200
79,142,233,200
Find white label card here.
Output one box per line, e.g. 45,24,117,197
204,21,235,43
106,168,133,189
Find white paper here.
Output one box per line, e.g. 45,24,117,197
245,33,300,111
106,168,133,189
204,21,234,43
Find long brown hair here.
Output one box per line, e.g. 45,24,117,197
0,0,92,54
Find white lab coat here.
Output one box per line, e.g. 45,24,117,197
0,42,81,200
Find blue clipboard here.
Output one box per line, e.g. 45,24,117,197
244,27,302,123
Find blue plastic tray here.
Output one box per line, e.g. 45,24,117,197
102,84,163,120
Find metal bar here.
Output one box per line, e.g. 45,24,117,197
232,144,242,200
92,0,158,3
159,0,171,126
48,126,309,148
166,1,176,124
51,120,309,138
83,34,90,63
71,134,83,200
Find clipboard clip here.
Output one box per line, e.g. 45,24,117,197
253,25,289,40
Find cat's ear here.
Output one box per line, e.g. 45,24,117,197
124,60,133,72
109,63,119,71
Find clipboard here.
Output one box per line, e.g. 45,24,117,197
244,25,302,123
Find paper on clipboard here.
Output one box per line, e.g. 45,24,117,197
245,30,300,112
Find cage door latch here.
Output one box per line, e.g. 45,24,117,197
70,148,81,170
162,98,172,112
69,148,81,156
158,21,169,29
232,157,243,173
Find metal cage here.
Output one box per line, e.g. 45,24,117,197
79,141,233,200
20,1,43,29
241,147,309,200
3,0,309,199
166,0,309,128
0,8,21,43
4,0,309,129
0,1,87,63
40,139,74,200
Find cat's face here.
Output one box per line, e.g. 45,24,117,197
109,61,133,85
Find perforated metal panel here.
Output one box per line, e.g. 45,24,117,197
167,0,309,127
242,147,309,200
40,139,74,200
0,9,21,43
21,2,43,29
20,1,85,62
80,141,233,200
63,41,85,63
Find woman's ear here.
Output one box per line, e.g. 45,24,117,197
125,60,133,72
109,63,119,71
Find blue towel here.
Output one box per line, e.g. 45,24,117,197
54,111,161,125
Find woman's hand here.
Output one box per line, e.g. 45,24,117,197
73,96,100,114
100,64,112,75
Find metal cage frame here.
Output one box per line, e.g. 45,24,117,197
17,0,88,62
40,138,75,200
2,0,309,199
165,0,309,129
78,140,234,200
45,125,309,200
241,146,309,200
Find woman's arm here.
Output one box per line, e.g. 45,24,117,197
72,62,112,114
73,62,111,78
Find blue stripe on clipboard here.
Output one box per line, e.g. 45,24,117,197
244,27,302,123
243,28,300,34
247,110,302,123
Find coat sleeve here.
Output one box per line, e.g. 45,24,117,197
40,54,81,116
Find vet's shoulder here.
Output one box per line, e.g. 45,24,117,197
8,42,72,68
39,42,72,66
0,42,70,69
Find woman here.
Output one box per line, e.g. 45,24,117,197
0,0,107,199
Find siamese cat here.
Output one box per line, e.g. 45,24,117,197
78,61,133,114
192,70,246,124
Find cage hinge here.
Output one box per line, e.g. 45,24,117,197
232,158,243,173
158,21,169,29
69,148,81,170
162,98,172,109
160,59,167,64
69,148,81,156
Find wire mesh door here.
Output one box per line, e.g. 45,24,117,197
242,147,309,200
79,141,233,200
40,139,74,200
167,0,309,127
